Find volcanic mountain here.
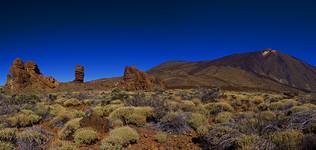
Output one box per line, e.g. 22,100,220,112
148,49,316,92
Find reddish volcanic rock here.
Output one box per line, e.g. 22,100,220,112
74,64,84,83
118,66,165,91
5,58,59,91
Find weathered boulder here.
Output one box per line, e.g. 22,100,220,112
5,58,59,91
118,66,165,91
74,64,84,83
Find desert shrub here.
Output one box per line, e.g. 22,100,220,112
154,132,167,143
58,118,82,140
179,101,196,112
198,125,242,150
204,102,234,115
73,128,97,145
12,94,40,105
288,104,316,114
197,88,222,103
50,141,77,150
111,88,129,100
188,113,208,131
33,103,50,117
17,127,51,150
7,109,41,127
301,134,316,150
93,104,122,118
258,111,276,121
215,112,233,123
236,118,261,134
159,112,191,134
257,103,269,111
108,107,154,127
270,99,299,111
268,129,303,150
124,95,171,121
0,128,16,141
100,126,139,150
111,119,124,128
63,98,81,107
49,105,84,127
251,95,264,104
232,134,274,150
0,141,16,150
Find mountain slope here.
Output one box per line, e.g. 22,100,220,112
148,49,316,92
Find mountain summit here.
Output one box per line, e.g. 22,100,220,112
149,49,316,92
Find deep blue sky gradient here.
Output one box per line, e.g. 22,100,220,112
1,0,316,85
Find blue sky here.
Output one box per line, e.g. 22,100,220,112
1,0,316,85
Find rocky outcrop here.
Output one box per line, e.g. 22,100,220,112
74,64,84,83
118,66,165,91
5,58,59,91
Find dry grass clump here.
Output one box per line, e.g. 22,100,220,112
204,102,234,115
215,112,233,123
33,103,50,117
50,141,77,150
232,134,259,150
0,141,15,150
7,109,41,127
73,128,97,145
58,118,82,140
108,106,154,127
48,104,84,127
100,126,139,150
63,98,81,107
268,129,303,150
154,132,167,143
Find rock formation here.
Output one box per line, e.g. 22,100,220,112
5,58,59,91
118,66,165,91
74,64,84,83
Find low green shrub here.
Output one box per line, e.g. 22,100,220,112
7,110,41,127
258,111,276,121
215,112,233,123
100,126,139,150
154,132,167,143
17,127,50,149
93,104,122,118
269,99,299,111
268,129,303,150
73,128,97,145
51,142,77,150
33,103,50,117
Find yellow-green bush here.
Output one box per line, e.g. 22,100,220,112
49,104,84,127
63,98,81,107
100,126,139,150
269,99,299,111
233,134,260,150
34,103,50,117
154,132,167,143
215,112,233,123
51,142,77,150
268,129,303,149
7,110,41,127
93,104,123,118
204,102,234,114
258,111,276,121
188,113,208,130
73,128,97,145
0,128,16,141
58,118,82,140
289,104,316,114
108,107,154,127
0,141,15,150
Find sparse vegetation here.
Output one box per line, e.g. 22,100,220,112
154,132,167,143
